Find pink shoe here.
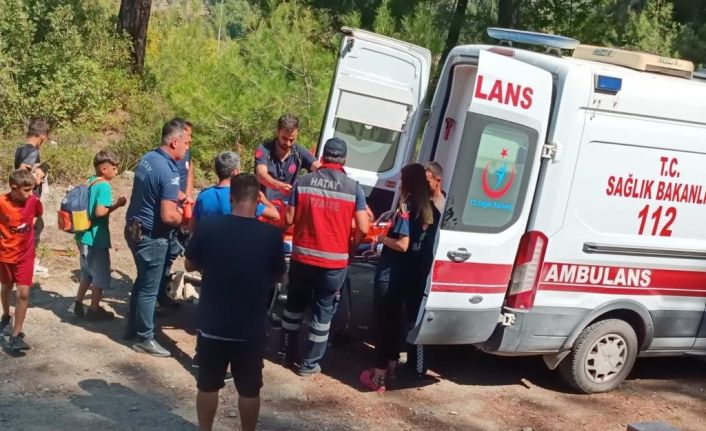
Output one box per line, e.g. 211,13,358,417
359,369,386,394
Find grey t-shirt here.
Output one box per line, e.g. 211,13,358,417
14,144,42,197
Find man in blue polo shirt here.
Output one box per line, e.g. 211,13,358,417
254,114,321,202
192,151,279,228
124,119,190,357
160,117,193,310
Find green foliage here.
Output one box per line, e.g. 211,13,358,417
677,23,706,68
3,0,706,188
373,0,397,36
400,2,446,56
146,1,338,175
523,1,692,59
110,89,174,172
41,141,95,185
0,0,136,131
623,0,681,55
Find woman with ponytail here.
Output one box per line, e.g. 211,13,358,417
360,163,440,393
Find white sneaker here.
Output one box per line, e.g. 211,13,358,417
183,283,200,301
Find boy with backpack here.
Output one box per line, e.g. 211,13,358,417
72,151,126,320
0,169,44,352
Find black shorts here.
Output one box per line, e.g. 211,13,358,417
196,334,264,397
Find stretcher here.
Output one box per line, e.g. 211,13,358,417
256,199,395,340
257,199,394,262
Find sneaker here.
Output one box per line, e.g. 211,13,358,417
296,363,321,377
74,302,85,319
7,335,30,352
359,369,386,394
224,372,234,383
86,306,115,321
131,339,171,357
0,315,11,336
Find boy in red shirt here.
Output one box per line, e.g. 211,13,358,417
0,169,43,352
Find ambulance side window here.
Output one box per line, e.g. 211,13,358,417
443,113,538,233
333,118,401,173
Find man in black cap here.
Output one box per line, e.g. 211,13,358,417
281,137,369,375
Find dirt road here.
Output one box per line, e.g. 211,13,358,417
0,177,704,431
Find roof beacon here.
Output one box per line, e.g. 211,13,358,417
573,45,694,79
487,27,580,53
595,75,622,94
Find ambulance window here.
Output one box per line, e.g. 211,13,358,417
443,113,538,233
333,118,401,172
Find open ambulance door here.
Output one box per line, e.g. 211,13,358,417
317,28,431,218
410,50,553,345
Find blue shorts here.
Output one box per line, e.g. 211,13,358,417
76,241,112,290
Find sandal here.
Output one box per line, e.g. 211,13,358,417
359,368,386,394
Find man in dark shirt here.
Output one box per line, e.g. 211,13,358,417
123,119,190,357
14,118,50,275
185,173,285,431
254,114,321,202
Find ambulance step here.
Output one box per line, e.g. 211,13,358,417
627,421,679,431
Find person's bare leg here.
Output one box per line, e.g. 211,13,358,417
238,395,260,431
1,283,12,317
196,390,219,431
76,279,91,303
89,287,104,311
12,284,30,337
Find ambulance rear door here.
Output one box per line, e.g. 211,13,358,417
410,50,553,345
317,28,431,217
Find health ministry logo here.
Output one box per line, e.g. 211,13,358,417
481,148,515,199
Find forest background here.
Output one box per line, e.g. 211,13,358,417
1,0,705,185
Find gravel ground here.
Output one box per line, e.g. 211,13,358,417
0,177,704,431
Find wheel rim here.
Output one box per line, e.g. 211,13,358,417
584,333,628,384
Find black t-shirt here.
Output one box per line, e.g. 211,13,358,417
14,144,42,197
376,204,441,284
254,140,316,202
409,206,441,261
185,215,286,341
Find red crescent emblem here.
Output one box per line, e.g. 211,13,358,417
481,163,515,199
288,164,297,174
255,148,263,159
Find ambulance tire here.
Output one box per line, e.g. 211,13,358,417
558,319,638,394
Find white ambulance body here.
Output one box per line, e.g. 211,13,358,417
318,28,706,393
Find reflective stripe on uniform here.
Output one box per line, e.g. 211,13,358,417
297,187,357,202
309,321,331,331
281,321,301,331
283,309,304,320
308,332,329,343
292,246,349,261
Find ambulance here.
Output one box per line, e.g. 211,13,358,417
316,27,706,393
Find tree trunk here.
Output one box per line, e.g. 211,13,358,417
498,0,520,29
439,0,469,68
427,0,468,106
117,0,153,73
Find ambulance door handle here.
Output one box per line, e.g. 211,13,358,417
447,248,471,263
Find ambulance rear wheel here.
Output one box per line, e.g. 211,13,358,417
558,319,638,394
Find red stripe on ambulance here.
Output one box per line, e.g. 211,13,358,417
430,260,706,297
540,262,706,297
430,260,513,293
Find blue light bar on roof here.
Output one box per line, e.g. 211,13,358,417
595,75,622,94
487,28,580,50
